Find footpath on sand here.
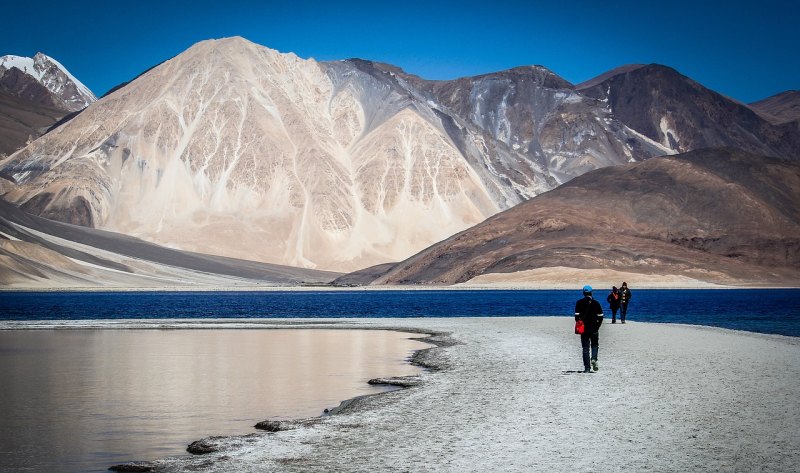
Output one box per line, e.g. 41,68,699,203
129,317,800,472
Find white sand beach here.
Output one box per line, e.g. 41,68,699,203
30,318,796,472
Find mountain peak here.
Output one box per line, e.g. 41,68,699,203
749,90,800,125
0,52,95,111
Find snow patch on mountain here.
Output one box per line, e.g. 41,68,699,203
0,53,96,111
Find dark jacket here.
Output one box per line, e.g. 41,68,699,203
620,288,632,304
575,296,604,332
607,291,621,309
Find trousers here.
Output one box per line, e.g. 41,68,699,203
581,331,599,369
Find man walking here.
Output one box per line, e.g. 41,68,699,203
575,285,604,373
607,286,621,323
619,282,632,323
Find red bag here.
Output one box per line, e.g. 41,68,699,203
575,320,585,335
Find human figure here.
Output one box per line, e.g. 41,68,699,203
619,282,632,323
606,286,621,323
575,285,604,373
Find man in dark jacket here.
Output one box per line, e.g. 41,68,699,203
619,282,632,323
575,285,604,372
607,286,621,323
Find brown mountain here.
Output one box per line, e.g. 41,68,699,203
0,53,96,158
749,90,800,125
0,88,66,157
341,148,800,286
577,65,800,161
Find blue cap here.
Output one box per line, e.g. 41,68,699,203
582,285,593,293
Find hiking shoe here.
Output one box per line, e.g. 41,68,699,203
583,367,592,373
591,359,598,371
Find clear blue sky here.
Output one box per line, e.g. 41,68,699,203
3,0,797,102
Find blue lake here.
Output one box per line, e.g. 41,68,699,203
1,289,799,337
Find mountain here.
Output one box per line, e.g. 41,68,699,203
577,64,800,160
749,90,800,125
0,89,66,157
0,53,96,158
342,149,800,287
0,53,96,111
2,38,797,275
0,199,338,288
0,37,670,272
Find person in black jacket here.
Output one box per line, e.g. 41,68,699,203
575,285,604,373
619,282,632,323
607,286,621,323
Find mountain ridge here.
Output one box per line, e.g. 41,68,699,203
1,37,797,276
338,148,800,286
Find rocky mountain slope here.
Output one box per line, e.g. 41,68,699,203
0,89,66,157
341,149,800,286
0,37,672,272
0,53,96,157
1,38,797,274
577,64,799,160
749,90,800,125
0,53,96,112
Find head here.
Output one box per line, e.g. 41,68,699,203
622,282,628,288
582,285,593,297
612,286,618,292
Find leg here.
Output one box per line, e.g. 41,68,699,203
590,331,599,362
620,303,627,323
581,333,591,371
611,306,618,323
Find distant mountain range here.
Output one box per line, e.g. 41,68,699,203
0,38,797,287
338,148,800,287
0,53,96,157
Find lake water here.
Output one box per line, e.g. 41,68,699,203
0,329,428,472
1,289,799,336
1,288,798,471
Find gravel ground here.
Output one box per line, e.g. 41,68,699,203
101,317,800,472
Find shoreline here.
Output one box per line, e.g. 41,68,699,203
2,283,799,292
4,318,800,472
124,318,800,472
0,320,446,472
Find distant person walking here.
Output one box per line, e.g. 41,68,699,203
607,286,621,323
619,282,632,323
575,285,604,373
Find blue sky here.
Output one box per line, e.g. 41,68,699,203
3,0,797,102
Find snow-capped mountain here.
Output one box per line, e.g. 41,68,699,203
0,52,96,112
1,37,796,273
0,38,672,272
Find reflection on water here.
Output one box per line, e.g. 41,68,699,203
0,329,428,472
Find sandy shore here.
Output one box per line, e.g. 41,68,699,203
25,318,795,472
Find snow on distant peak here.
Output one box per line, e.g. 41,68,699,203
0,52,96,111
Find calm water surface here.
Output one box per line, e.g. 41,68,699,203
0,329,427,472
1,289,799,336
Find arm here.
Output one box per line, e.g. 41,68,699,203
595,300,604,327
575,300,581,321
